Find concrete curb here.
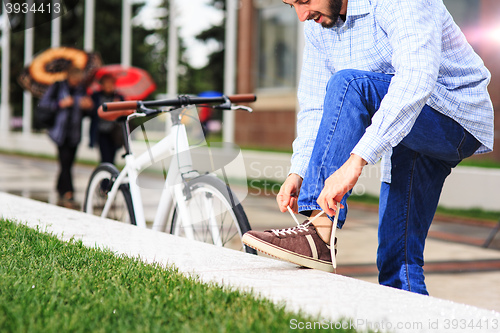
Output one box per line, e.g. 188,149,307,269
1,192,499,333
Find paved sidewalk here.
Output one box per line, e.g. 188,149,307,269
1,153,500,314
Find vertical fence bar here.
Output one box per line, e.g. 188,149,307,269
23,1,35,135
1,7,11,133
223,0,238,143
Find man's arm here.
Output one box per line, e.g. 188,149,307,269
317,153,367,216
317,0,443,214
351,0,442,164
279,22,333,213
290,21,334,178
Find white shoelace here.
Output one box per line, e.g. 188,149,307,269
271,224,309,237
270,207,327,237
282,204,340,270
331,203,340,269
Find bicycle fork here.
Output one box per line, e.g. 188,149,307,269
167,124,223,244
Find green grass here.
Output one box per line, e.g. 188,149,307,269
434,206,500,222
458,157,500,169
348,193,381,206
0,219,359,333
247,178,283,194
240,146,293,154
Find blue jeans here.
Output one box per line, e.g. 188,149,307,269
298,70,481,295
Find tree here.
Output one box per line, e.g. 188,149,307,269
142,0,196,96
191,0,225,94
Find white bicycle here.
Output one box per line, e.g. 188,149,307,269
83,94,257,254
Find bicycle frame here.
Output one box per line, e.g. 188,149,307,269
101,109,202,233
92,94,256,245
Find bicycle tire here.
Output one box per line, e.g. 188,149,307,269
170,175,257,254
83,163,136,225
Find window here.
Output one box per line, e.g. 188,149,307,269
256,4,298,90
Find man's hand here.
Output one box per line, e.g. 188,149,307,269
317,154,367,216
79,96,93,109
277,173,303,213
59,96,74,108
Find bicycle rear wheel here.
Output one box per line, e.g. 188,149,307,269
170,175,256,254
83,163,136,225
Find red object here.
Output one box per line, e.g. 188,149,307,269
198,106,212,123
93,65,156,100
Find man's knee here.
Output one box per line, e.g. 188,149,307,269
326,69,368,91
326,69,393,93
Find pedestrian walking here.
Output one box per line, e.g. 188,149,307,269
38,66,94,208
90,74,125,164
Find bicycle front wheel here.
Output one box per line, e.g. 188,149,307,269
170,175,256,254
83,163,136,225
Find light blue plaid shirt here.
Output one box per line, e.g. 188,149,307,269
291,0,494,183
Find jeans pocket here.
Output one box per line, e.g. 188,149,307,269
457,129,481,160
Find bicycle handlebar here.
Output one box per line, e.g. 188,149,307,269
102,94,256,112
97,105,135,122
226,94,257,104
103,101,139,111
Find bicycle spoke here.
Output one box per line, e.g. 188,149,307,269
171,178,247,252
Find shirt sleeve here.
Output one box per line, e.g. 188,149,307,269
351,0,442,164
290,22,333,178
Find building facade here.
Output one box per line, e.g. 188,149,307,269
235,0,500,161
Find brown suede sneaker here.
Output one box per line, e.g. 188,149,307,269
242,221,337,273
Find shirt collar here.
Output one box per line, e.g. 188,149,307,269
346,0,372,18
